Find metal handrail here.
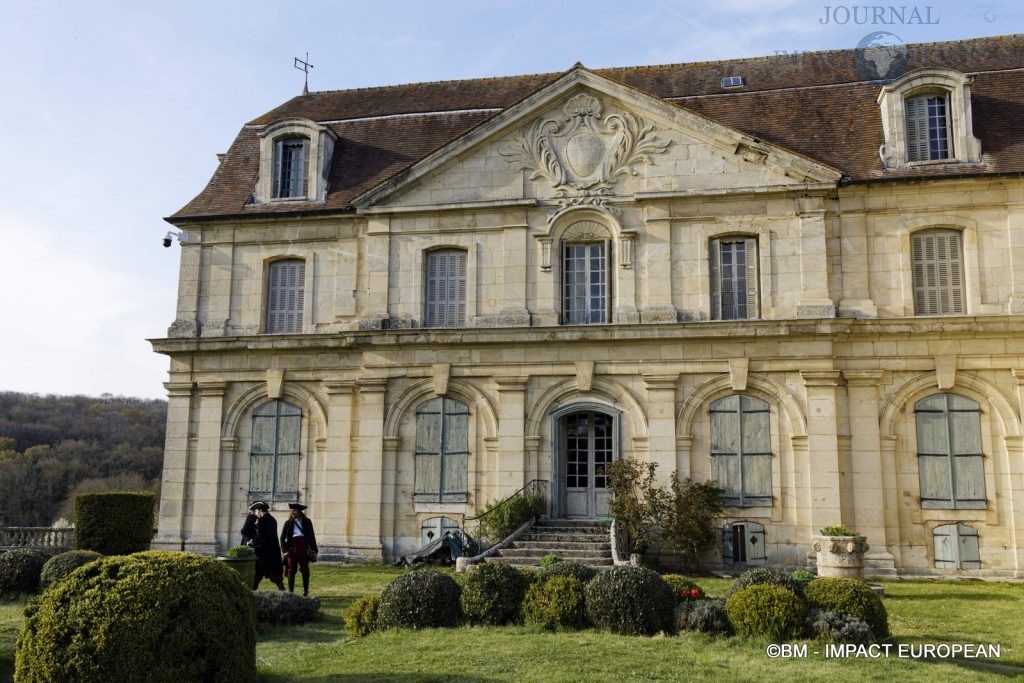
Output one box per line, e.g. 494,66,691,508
464,479,548,551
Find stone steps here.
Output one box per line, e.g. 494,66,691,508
483,518,614,569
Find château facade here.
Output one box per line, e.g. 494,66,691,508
154,35,1024,576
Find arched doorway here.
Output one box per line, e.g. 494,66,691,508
552,406,619,518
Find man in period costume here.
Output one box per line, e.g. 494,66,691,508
247,501,285,591
280,502,319,596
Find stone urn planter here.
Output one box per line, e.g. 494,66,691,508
813,527,869,579
217,546,257,588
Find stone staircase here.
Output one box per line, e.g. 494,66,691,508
484,518,613,568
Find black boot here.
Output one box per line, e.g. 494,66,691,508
302,573,309,597
287,574,295,593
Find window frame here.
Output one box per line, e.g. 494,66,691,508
248,399,302,501
561,239,610,325
272,136,310,199
710,236,759,321
914,393,987,510
264,258,306,334
911,229,965,316
709,394,773,507
423,248,468,328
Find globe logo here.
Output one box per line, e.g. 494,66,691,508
855,31,908,81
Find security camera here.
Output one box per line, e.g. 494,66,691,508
162,236,173,248
163,230,191,248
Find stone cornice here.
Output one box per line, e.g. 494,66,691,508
800,370,844,387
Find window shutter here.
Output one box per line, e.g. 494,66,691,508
746,522,766,565
957,524,981,569
946,231,964,314
415,398,443,499
709,239,722,319
933,524,957,568
441,399,469,502
916,397,953,508
905,96,930,162
457,251,467,325
424,250,466,328
249,400,302,500
744,237,758,319
710,395,740,504
299,139,309,197
273,140,283,198
721,523,735,564
949,394,985,509
913,231,964,316
740,396,772,505
265,260,305,333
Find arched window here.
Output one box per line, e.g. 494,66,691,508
914,393,985,509
273,136,309,198
265,259,305,333
249,400,301,500
710,395,771,506
905,93,951,162
911,230,964,316
561,220,611,325
415,398,469,503
710,237,758,320
424,249,467,328
933,523,980,569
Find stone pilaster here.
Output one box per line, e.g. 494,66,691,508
843,370,896,576
643,374,679,476
323,380,356,548
640,205,677,323
361,218,390,327
153,381,195,551
534,236,558,325
348,377,387,559
185,381,227,554
796,196,836,318
168,242,201,337
614,231,640,324
200,244,233,337
496,377,529,492
801,370,844,534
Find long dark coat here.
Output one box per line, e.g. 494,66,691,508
281,516,319,554
240,513,257,546
252,512,284,575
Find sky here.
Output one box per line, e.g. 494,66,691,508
0,0,1020,400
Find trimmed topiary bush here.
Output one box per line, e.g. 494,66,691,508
15,551,256,682
253,591,321,625
73,491,154,555
806,608,875,645
541,559,598,585
522,576,587,631
460,563,529,626
806,577,889,639
585,565,674,636
344,593,381,638
662,574,703,603
675,598,732,636
378,569,462,630
39,550,101,591
726,584,808,639
0,548,50,596
727,566,806,599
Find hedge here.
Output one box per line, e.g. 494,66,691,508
726,584,808,639
378,570,462,630
584,565,674,636
0,548,50,597
460,563,529,626
15,551,256,682
522,576,588,631
73,491,155,555
38,550,102,591
805,577,889,639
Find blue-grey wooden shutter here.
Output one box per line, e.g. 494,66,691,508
916,393,985,509
265,260,305,333
424,250,466,328
415,398,443,500
441,399,469,502
905,96,930,162
250,402,277,497
710,395,740,504
744,237,759,319
709,239,722,320
912,230,964,316
250,400,301,500
272,140,284,198
275,401,302,498
740,395,772,505
957,523,981,569
721,522,735,564
745,521,766,565
933,523,981,569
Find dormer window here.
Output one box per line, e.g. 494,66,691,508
273,137,309,198
905,93,951,162
877,68,980,168
255,118,335,203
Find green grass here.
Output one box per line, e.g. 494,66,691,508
4,566,1024,682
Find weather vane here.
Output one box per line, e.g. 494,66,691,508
294,52,314,95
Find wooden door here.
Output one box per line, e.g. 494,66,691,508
562,412,614,518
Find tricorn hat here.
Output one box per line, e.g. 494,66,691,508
288,503,307,511
249,501,269,512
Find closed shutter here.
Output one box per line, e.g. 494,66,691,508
905,96,930,162
745,521,766,565
441,399,469,502
249,400,302,500
415,398,443,498
710,395,740,504
424,250,467,328
916,393,985,509
709,239,721,320
744,237,759,319
265,260,305,333
272,140,284,198
290,139,308,198
912,231,964,316
711,395,772,506
933,523,981,569
957,524,981,569
414,397,469,502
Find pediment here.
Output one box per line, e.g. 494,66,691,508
352,67,841,210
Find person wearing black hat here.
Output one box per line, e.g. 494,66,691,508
248,501,285,591
280,502,318,596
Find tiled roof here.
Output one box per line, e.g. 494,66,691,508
172,34,1024,220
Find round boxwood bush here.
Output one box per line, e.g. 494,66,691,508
523,576,587,631
805,577,889,639
461,563,529,626
807,608,874,645
726,584,808,639
39,550,102,591
541,559,598,585
675,597,732,636
73,491,155,555
378,569,462,630
344,593,381,638
662,574,703,603
15,551,256,682
727,566,806,599
0,548,50,596
253,591,322,626
584,565,674,636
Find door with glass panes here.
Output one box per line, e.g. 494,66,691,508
561,411,616,518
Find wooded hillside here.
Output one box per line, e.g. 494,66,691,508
0,392,166,526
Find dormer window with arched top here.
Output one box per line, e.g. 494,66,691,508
255,118,335,203
877,68,981,169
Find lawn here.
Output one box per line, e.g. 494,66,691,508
3,565,1024,682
